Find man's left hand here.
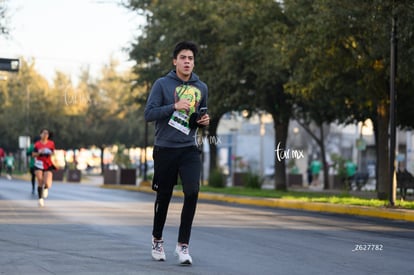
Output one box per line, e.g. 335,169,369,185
197,114,210,126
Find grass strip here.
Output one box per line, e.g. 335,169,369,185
199,186,414,210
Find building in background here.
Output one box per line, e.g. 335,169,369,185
214,111,412,188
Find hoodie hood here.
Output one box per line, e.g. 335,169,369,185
166,70,200,85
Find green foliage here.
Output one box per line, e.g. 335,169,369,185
287,159,300,174
243,172,263,189
3,0,414,198
113,144,132,169
330,153,347,179
0,57,146,151
125,0,292,189
208,168,226,188
282,0,414,196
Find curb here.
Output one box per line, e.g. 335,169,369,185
101,184,414,223
198,193,414,222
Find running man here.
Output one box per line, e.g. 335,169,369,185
144,41,209,265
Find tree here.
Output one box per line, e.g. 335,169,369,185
0,0,10,37
0,59,51,151
126,0,242,176
0,50,148,170
50,71,86,148
98,59,144,147
126,0,295,190
283,0,363,189
228,0,292,190
283,0,414,198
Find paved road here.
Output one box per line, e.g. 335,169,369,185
1,177,413,275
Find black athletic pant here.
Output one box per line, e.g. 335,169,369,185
30,167,36,191
151,146,201,244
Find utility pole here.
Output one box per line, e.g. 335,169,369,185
389,16,397,206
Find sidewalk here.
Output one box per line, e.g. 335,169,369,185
79,174,414,223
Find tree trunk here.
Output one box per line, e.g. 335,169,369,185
274,117,289,190
100,145,105,175
318,126,330,190
376,101,390,199
296,121,329,189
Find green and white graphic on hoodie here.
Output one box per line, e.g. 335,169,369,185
168,84,201,135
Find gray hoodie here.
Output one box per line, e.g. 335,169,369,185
144,70,208,148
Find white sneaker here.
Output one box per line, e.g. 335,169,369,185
175,244,192,265
151,238,166,261
43,188,48,199
38,198,44,207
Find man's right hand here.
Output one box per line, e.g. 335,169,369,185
174,99,191,112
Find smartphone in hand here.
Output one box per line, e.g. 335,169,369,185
198,107,208,120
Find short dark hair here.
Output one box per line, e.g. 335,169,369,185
40,128,53,140
173,41,198,60
40,128,49,134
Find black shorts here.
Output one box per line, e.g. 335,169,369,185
34,166,55,172
152,146,201,194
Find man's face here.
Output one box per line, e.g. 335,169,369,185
173,49,194,80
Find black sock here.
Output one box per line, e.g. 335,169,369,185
38,186,43,199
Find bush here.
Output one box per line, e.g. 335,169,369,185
209,169,226,188
147,172,154,181
243,172,263,189
330,153,347,179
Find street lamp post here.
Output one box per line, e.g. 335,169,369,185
389,15,397,206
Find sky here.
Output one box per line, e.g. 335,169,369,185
0,0,143,84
